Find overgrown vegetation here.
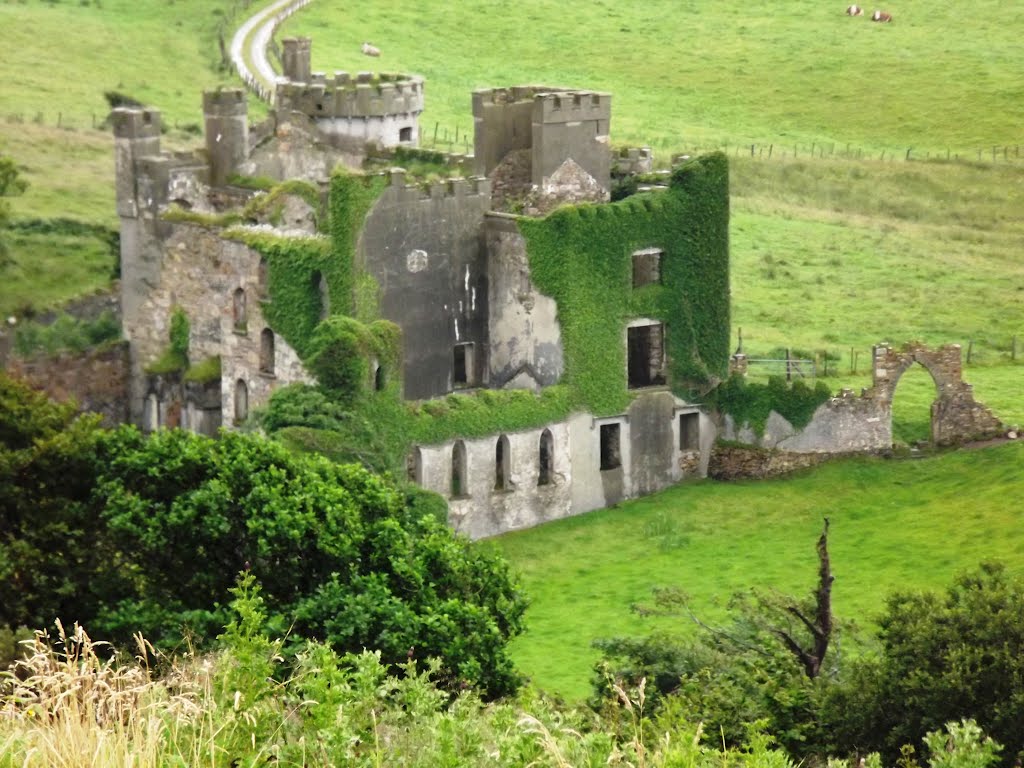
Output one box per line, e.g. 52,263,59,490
12,310,120,356
711,375,833,435
0,372,526,699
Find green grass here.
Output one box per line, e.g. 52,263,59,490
491,441,1024,701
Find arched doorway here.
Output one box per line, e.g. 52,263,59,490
891,362,938,445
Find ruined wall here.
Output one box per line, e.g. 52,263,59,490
359,171,492,400
708,444,838,481
472,86,542,177
6,342,130,427
417,424,574,540
532,91,611,200
721,343,1005,453
484,213,563,390
136,225,314,427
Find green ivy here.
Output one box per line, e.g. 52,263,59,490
710,375,833,437
329,170,389,319
308,317,401,403
183,355,222,384
517,152,730,416
146,305,190,374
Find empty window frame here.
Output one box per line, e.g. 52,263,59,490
600,423,622,470
451,440,468,497
233,287,247,332
311,270,329,321
627,322,666,388
234,379,249,424
374,363,386,391
399,126,413,143
453,342,475,388
538,429,554,486
495,435,511,491
259,328,276,375
679,412,700,451
632,248,663,287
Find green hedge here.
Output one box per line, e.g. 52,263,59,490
711,375,833,436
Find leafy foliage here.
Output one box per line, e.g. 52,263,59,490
0,154,28,260
12,310,121,357
0,374,527,698
711,375,833,436
821,563,1024,764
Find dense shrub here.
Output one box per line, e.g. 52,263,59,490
0,373,527,698
821,563,1024,764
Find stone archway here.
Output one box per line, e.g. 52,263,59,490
871,342,1003,446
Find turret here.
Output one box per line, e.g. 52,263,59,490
203,88,249,187
281,37,312,83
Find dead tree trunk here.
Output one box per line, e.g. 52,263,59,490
774,518,834,678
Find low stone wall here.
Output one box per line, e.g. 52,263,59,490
6,342,130,426
708,443,839,481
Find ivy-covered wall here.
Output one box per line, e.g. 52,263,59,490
517,152,730,416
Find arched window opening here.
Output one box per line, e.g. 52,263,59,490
311,270,329,321
260,328,275,375
451,440,468,498
144,393,160,432
407,447,422,484
233,287,247,332
495,434,511,491
257,257,269,298
374,363,385,391
234,379,249,424
538,429,554,486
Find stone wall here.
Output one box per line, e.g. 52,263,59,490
415,391,716,539
708,443,837,481
6,342,130,426
721,342,1006,454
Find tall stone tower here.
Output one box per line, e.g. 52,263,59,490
203,88,249,187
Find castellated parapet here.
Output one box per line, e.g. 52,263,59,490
473,85,612,206
274,38,423,148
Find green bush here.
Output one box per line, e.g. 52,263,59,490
0,375,526,698
821,563,1024,764
711,375,833,436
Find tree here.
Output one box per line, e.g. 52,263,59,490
822,562,1024,764
594,520,836,753
0,373,527,698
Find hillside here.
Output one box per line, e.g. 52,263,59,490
493,441,1024,700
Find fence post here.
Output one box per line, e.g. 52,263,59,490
1012,335,1018,362
966,339,974,364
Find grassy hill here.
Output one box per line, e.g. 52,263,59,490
492,441,1024,701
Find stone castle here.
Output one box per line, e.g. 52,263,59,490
110,38,1005,539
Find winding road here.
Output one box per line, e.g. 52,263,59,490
229,0,313,102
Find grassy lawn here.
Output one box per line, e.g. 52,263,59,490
492,441,1024,702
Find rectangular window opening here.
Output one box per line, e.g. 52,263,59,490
680,412,700,451
627,323,666,388
600,423,621,471
453,342,475,388
399,126,412,142
632,248,663,288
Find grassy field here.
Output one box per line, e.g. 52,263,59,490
491,441,1024,702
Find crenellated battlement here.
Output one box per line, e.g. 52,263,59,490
385,168,490,203
112,107,162,140
202,88,247,116
275,73,425,120
534,90,611,124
